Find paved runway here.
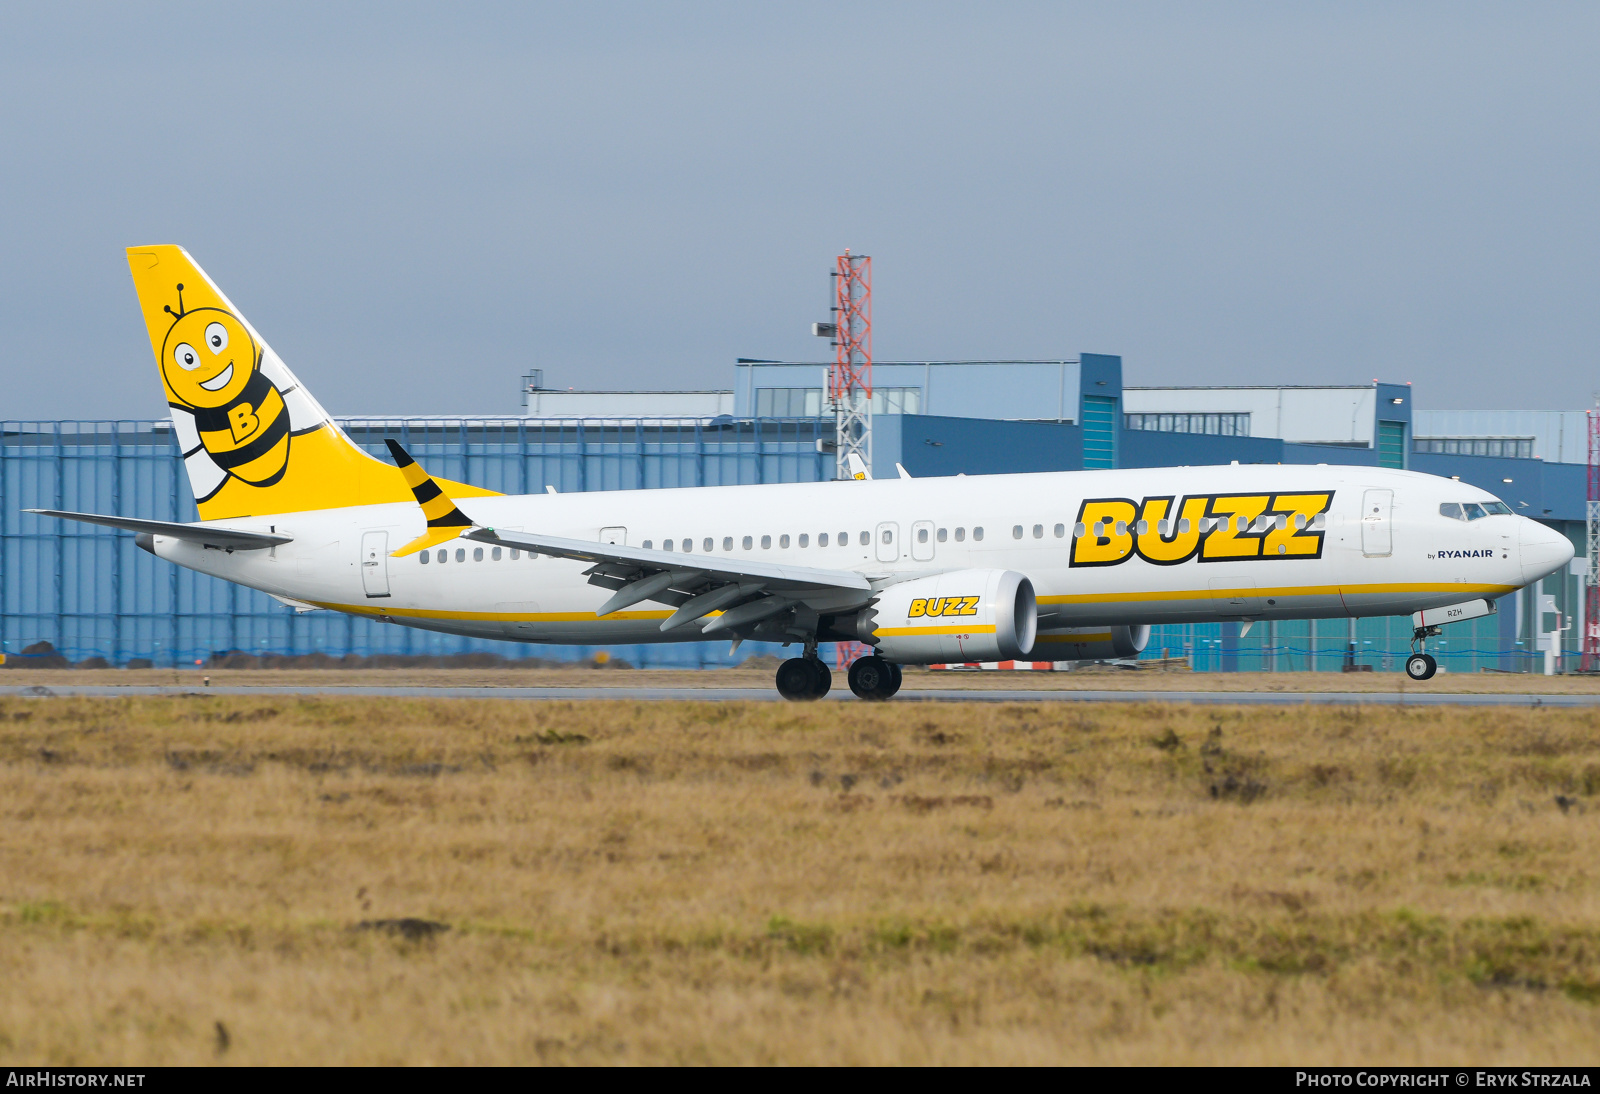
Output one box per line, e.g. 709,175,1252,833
0,684,1595,706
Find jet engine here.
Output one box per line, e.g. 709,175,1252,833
1033,624,1150,662
853,568,1037,663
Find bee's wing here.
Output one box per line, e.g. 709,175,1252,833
169,404,229,503
257,345,332,434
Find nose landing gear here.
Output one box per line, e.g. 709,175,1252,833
1406,624,1440,681
1405,652,1438,680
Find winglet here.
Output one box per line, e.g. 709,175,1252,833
846,453,870,480
385,439,474,557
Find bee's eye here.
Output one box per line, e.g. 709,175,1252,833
172,342,201,371
204,322,229,353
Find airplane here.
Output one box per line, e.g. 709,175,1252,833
28,246,1576,700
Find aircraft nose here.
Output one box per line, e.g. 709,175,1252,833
1519,518,1574,585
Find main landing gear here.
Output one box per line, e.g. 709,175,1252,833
772,639,903,703
1406,624,1440,681
847,655,902,701
776,656,832,701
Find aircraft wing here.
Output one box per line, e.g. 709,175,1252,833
464,526,872,632
25,509,292,551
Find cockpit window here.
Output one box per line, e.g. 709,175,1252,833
1442,500,1510,521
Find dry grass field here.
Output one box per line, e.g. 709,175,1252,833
7,663,1600,693
1,694,1598,1065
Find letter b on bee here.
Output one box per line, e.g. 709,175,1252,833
228,402,261,442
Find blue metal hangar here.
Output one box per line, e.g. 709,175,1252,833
2,355,1587,672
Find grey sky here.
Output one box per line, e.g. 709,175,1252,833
3,2,1598,420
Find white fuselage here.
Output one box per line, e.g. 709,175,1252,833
147,464,1571,649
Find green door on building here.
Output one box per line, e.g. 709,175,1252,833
1083,395,1117,469
1377,420,1405,469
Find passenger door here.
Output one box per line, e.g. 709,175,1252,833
361,530,390,598
875,521,900,563
911,520,935,562
1361,489,1393,558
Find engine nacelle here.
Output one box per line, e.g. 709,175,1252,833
858,569,1037,664
1034,624,1150,662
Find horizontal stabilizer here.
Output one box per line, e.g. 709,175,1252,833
25,509,291,551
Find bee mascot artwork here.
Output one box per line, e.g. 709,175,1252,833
159,283,291,498
126,245,499,522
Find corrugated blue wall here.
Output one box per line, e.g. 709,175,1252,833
1,416,1582,673
1,418,830,668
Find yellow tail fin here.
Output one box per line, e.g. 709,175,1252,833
126,245,498,520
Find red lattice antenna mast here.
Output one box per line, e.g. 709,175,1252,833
829,252,872,479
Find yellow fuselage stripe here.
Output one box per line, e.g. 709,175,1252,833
313,601,676,623
311,581,1515,627
1038,581,1515,605
875,624,997,637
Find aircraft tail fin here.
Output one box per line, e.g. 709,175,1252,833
385,440,475,557
125,245,498,519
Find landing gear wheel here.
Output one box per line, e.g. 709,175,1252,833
848,655,900,701
808,657,832,697
1405,653,1438,681
777,657,824,701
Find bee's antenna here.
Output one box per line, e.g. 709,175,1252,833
163,283,186,320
